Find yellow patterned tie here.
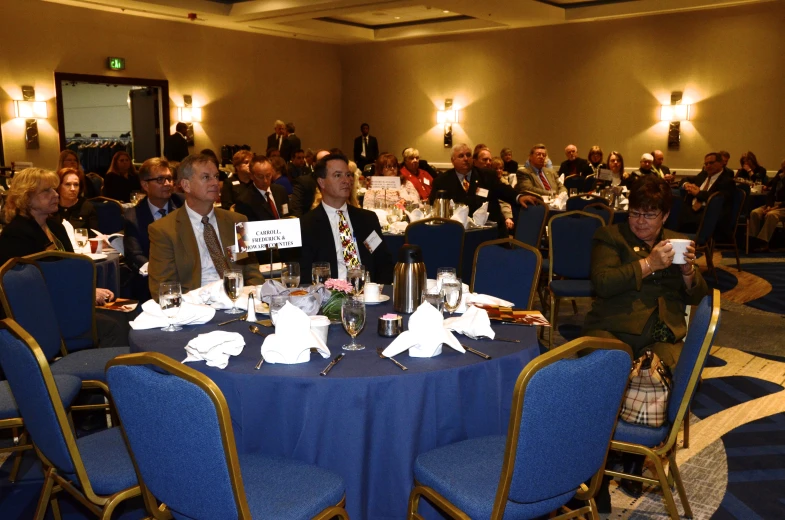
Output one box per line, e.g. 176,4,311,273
337,210,361,268
202,216,229,277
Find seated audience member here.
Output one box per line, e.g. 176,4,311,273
309,160,362,211
147,154,264,300
400,148,434,200
719,150,734,177
473,147,493,170
749,162,785,251
266,147,282,160
736,151,767,184
430,143,537,238
583,175,708,506
558,144,591,178
517,144,567,197
288,149,309,180
595,151,626,190
501,147,519,174
492,157,515,230
300,153,394,283
628,153,656,183
678,152,735,240
270,156,293,195
103,151,141,203
587,145,607,177
59,149,99,198
220,150,253,210
56,167,99,235
363,153,420,208
304,149,316,173
651,149,674,182
290,149,330,217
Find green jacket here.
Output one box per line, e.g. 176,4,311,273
584,223,708,339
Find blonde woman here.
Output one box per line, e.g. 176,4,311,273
103,150,141,202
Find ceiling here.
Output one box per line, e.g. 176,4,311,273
41,0,771,44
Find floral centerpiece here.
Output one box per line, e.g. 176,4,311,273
320,279,354,322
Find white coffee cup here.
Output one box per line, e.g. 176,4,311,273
364,283,381,302
669,239,691,264
309,315,330,345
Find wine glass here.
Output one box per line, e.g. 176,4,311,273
74,228,88,252
159,282,183,332
269,295,288,326
312,262,331,285
436,267,457,291
341,297,366,351
222,269,244,314
347,265,366,295
442,277,463,316
281,262,301,288
422,286,444,312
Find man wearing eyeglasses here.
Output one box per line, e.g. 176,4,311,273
678,152,735,239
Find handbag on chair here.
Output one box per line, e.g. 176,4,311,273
620,349,672,428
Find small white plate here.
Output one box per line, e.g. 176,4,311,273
364,294,390,305
85,253,108,261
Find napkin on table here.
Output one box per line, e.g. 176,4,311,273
183,280,256,310
443,305,495,340
389,221,407,234
382,302,464,358
61,219,78,251
261,302,331,364
472,202,489,226
370,209,388,229
551,192,568,210
139,262,149,276
465,293,514,308
558,173,565,185
405,208,425,223
451,205,469,228
183,331,245,369
130,299,215,330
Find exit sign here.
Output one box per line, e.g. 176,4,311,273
107,57,125,71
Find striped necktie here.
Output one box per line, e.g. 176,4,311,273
337,210,360,268
201,216,229,277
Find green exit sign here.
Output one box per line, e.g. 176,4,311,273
107,57,125,71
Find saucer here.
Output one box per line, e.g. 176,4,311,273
364,295,390,305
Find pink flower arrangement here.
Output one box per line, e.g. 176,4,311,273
324,278,353,294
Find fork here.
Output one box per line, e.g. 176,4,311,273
376,347,408,371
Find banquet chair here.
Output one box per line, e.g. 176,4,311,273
685,192,725,283
664,193,682,231
471,238,542,309
547,211,606,349
405,218,465,278
88,196,124,234
712,187,746,272
563,174,584,193
407,336,633,520
582,202,614,226
85,173,103,199
514,200,549,249
106,351,349,520
566,194,605,212
0,318,140,520
605,289,721,520
583,174,598,193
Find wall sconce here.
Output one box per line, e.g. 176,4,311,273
14,86,45,150
438,99,458,148
661,92,690,150
178,95,200,146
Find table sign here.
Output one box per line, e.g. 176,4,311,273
370,176,401,190
234,219,302,253
598,168,614,181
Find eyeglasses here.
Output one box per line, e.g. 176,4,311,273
629,211,662,220
145,176,174,184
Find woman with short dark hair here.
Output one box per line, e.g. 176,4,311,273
56,167,99,234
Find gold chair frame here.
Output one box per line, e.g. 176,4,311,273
582,202,615,226
604,288,721,520
407,336,633,520
106,351,349,520
470,238,542,310
0,318,140,520
691,191,724,283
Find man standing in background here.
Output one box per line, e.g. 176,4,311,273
353,123,379,173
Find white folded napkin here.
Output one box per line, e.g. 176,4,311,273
139,262,149,276
183,280,256,310
261,302,331,364
552,191,568,210
371,208,389,229
183,331,245,369
62,219,78,251
382,302,464,358
406,208,425,223
472,202,489,226
443,305,495,340
390,221,407,234
451,205,469,228
465,293,514,308
129,299,215,330
558,173,565,184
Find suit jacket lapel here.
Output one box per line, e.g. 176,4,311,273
175,208,201,289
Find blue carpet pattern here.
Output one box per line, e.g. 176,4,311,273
691,376,784,421
735,262,785,314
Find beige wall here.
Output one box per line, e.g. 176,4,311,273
0,0,342,168
339,2,785,172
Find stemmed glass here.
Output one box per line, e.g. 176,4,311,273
222,269,244,314
341,297,366,351
436,267,457,291
74,228,88,252
281,262,301,288
269,295,288,326
347,265,366,295
422,286,445,312
442,277,463,316
159,282,183,332
312,262,331,284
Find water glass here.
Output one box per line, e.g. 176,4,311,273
312,262,331,285
436,267,457,291
269,295,288,326
159,282,183,332
281,262,301,288
348,265,366,295
222,269,244,314
442,277,463,316
74,228,88,251
422,287,444,312
341,297,366,351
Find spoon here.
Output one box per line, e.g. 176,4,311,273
249,325,267,369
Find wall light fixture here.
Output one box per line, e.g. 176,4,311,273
438,99,458,148
15,86,45,149
661,91,689,150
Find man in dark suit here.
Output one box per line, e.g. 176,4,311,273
652,150,675,183
287,149,308,180
558,144,591,177
353,123,379,173
429,143,538,238
266,120,291,160
164,122,189,162
289,149,329,217
220,150,253,210
284,122,300,162
299,153,393,284
678,152,736,241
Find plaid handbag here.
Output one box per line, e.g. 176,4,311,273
620,349,672,427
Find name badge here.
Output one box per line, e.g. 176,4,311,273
423,178,430,185
476,187,489,198
364,230,382,253
282,203,289,215
232,180,240,186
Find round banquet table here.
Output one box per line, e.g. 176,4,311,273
129,287,541,519
94,251,121,295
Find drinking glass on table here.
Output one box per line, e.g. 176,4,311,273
442,277,463,316
222,269,244,314
436,267,457,291
422,286,444,312
158,282,183,332
269,295,288,326
569,188,578,197
347,265,366,295
312,262,331,285
74,228,88,252
341,297,366,351
281,262,301,288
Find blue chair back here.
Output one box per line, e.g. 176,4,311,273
582,203,613,225
566,195,605,212
88,196,124,234
0,260,64,361
405,218,465,278
0,321,76,474
471,239,542,308
665,194,683,231
563,175,583,192
695,192,724,246
514,203,548,248
549,211,605,279
27,253,96,352
718,188,746,243
503,338,631,506
107,353,248,519
583,175,598,193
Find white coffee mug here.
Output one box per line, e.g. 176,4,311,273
669,239,691,264
309,315,330,345
364,283,381,302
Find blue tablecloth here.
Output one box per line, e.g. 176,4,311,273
95,252,120,294
129,287,541,519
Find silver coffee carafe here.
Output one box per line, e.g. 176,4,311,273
393,244,427,314
433,190,451,219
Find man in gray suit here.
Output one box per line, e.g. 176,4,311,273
517,144,566,197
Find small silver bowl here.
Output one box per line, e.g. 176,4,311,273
378,316,403,337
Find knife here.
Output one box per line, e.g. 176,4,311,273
320,353,345,376
477,335,520,343
461,345,492,360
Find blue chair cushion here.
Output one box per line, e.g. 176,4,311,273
549,280,595,298
414,435,576,519
0,375,83,420
239,452,345,519
66,427,138,496
50,347,131,381
613,419,669,447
